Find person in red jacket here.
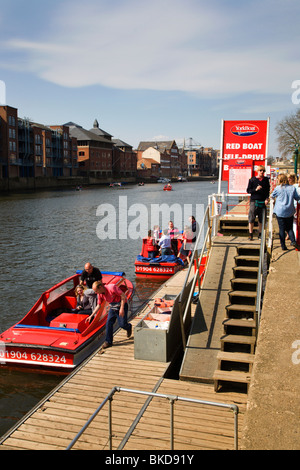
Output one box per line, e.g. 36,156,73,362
146,230,158,259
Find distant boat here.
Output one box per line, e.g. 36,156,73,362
157,178,171,183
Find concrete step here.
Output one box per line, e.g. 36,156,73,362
237,246,260,257
213,369,252,392
226,304,256,314
231,278,258,291
217,350,255,364
223,318,256,329
235,255,260,267
221,334,256,346
229,290,257,306
233,266,259,279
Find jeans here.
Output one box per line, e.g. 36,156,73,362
276,215,295,248
105,302,130,345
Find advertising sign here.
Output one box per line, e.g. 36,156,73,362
219,119,269,194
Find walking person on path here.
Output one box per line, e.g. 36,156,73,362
271,173,300,251
246,165,270,240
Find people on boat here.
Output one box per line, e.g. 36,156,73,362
146,230,158,259
189,216,199,244
88,280,132,349
71,285,94,315
80,262,102,288
179,225,194,264
168,221,180,256
153,225,160,242
158,229,172,256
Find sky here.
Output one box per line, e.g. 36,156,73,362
0,0,300,157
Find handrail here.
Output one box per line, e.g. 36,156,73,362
178,205,211,349
65,386,239,451
256,206,267,327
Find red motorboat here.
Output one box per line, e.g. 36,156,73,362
0,271,133,371
135,238,184,279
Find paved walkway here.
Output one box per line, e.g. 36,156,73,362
241,229,300,450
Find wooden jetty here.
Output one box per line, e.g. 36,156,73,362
0,268,247,451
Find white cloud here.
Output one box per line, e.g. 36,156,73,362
3,0,300,98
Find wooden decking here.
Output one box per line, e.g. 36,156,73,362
0,270,247,451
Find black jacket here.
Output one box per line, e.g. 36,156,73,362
247,176,270,201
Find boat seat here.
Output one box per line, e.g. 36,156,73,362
50,313,88,333
62,296,77,309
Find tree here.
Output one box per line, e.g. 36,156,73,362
275,109,300,158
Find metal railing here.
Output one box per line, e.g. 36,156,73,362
177,205,211,349
65,386,239,451
207,192,270,328
255,206,267,327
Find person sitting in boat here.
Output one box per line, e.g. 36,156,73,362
158,229,172,256
72,285,94,315
179,225,194,264
146,230,158,259
80,262,102,288
88,280,132,350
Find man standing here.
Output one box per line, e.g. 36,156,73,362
80,262,102,288
88,280,132,349
247,166,270,240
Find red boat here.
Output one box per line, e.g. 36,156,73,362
0,271,133,371
135,238,184,279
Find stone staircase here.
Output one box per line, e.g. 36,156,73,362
213,243,260,393
219,216,258,236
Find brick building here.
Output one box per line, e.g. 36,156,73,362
0,105,78,180
112,138,137,178
187,147,218,176
64,120,136,179
137,140,184,179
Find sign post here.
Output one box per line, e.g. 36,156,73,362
218,119,269,195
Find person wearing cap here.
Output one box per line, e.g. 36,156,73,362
246,165,270,240
88,280,132,349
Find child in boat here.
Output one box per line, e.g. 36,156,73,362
146,230,158,259
179,225,194,264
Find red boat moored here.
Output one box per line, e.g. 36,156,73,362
0,271,133,371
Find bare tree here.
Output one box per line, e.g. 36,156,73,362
275,109,300,158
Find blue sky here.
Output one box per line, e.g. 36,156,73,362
0,0,300,156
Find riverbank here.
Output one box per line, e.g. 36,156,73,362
241,224,300,450
0,175,217,193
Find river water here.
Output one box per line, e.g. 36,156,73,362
0,180,226,437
